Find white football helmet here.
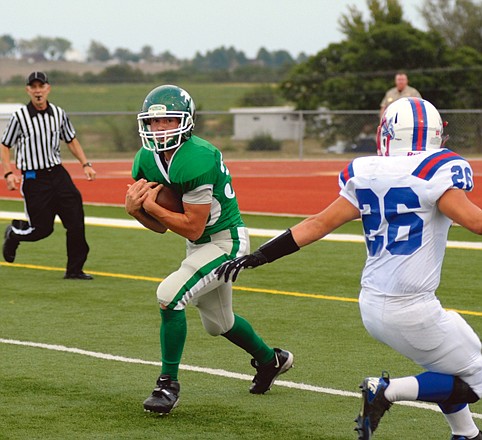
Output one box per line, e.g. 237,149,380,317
138,85,196,152
377,97,445,156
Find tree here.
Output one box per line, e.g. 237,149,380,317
192,46,248,71
94,64,146,83
113,47,139,63
48,37,71,60
157,50,179,64
0,34,15,57
255,48,294,68
338,0,403,37
442,46,482,108
256,48,272,66
139,45,154,61
87,40,111,62
271,50,294,68
419,0,482,52
280,0,481,110
17,36,71,60
296,52,309,63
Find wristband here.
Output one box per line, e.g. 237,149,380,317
82,162,92,168
258,229,300,263
4,171,13,179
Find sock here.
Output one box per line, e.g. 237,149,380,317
159,308,187,381
384,372,479,437
222,314,275,365
440,404,480,438
384,377,419,402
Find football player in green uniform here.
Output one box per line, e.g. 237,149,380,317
125,85,293,414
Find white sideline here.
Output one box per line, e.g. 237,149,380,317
2,337,481,419
1,210,482,249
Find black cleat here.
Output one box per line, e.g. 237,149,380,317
143,375,180,415
451,432,482,440
63,271,94,280
3,225,19,263
355,372,392,440
249,348,293,394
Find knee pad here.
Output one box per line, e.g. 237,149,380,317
201,317,231,336
438,402,467,414
198,309,234,336
445,377,479,404
156,283,178,309
204,325,223,337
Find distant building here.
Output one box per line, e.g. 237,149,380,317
65,49,86,62
230,106,304,141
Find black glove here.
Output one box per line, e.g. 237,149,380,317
216,250,268,282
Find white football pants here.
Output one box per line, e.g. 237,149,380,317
156,227,250,336
359,288,482,398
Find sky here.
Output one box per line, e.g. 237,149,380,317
2,0,426,59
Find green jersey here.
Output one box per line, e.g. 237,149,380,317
132,135,244,243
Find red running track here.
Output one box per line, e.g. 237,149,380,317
1,159,482,216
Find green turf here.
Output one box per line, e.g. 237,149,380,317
3,198,481,241
0,203,481,439
0,83,257,112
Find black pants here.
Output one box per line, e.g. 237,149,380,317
12,165,89,274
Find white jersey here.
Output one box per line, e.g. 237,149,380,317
339,149,474,296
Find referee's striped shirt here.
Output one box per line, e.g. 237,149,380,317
1,101,76,171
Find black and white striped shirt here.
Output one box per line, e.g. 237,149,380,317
1,101,76,171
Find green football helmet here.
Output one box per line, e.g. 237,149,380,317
138,85,196,152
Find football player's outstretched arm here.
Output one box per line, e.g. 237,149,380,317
216,196,360,282
291,196,360,246
438,189,482,235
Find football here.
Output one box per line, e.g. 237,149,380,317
155,185,184,213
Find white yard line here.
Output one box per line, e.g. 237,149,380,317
1,210,482,250
2,337,480,419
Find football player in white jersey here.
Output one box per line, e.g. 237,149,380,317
216,98,482,440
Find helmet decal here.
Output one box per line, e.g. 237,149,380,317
377,115,395,156
382,116,395,140
179,88,192,101
147,104,167,116
409,98,428,152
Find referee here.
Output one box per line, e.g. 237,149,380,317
1,71,96,280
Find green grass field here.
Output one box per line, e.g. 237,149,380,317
0,83,258,112
1,201,481,439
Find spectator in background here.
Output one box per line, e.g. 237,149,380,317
380,72,421,118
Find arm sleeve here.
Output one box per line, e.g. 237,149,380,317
60,110,76,143
182,184,213,204
426,159,474,205
338,160,359,208
131,149,144,180
1,114,20,147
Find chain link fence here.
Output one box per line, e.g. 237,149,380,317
7,108,481,160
